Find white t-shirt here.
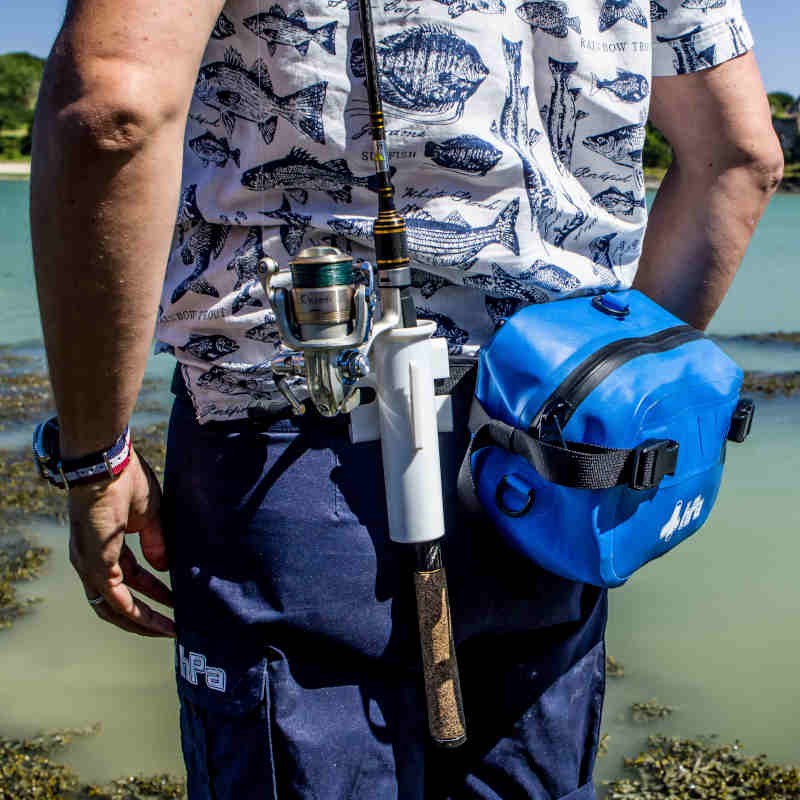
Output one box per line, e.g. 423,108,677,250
156,0,752,423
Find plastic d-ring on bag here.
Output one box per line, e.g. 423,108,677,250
459,289,755,588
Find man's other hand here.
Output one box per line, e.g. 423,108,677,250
67,450,175,638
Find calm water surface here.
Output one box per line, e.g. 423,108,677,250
1,177,798,786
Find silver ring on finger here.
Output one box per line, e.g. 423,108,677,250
88,595,106,607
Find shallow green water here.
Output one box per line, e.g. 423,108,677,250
1,178,798,787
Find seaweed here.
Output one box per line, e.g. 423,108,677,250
0,727,185,800
606,655,625,678
743,371,800,396
631,699,675,722
605,735,800,799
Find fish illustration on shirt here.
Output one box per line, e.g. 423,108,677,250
172,220,230,304
411,269,452,298
188,131,241,168
226,227,266,290
463,262,550,304
241,147,387,204
212,12,236,39
727,18,748,57
582,124,645,171
179,334,240,362
402,200,520,270
349,27,488,124
514,1,581,37
484,296,524,326
656,26,716,74
434,0,506,19
194,47,327,145
529,261,581,291
593,186,647,216
197,364,276,397
680,0,726,12
424,135,503,176
174,184,204,246
589,232,621,286
542,58,587,171
415,308,469,353
243,6,337,56
327,216,374,242
650,0,668,19
589,70,650,103
261,194,311,255
231,281,265,314
598,0,648,31
244,314,282,347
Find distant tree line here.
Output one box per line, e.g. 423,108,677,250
0,51,797,170
0,52,44,160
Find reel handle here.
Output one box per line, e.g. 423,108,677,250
414,550,467,747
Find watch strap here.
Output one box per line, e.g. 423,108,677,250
33,417,132,489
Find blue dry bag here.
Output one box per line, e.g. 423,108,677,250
460,290,755,588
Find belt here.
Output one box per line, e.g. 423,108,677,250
170,359,477,433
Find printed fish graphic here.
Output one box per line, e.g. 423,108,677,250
593,186,646,216
680,0,726,12
515,1,581,37
598,0,648,31
172,217,230,304
491,38,548,232
650,0,668,19
212,12,236,40
424,135,503,176
197,364,276,397
195,47,327,145
188,131,241,168
350,26,488,124
543,58,587,171
243,5,337,57
529,261,581,291
582,124,645,170
463,262,549,304
174,184,204,246
180,334,240,362
415,308,469,354
589,233,621,286
403,200,520,270
261,194,311,255
484,296,524,327
434,0,506,19
727,18,748,57
328,200,520,270
231,281,265,314
242,147,387,204
656,26,716,74
590,70,650,104
244,313,282,347
411,269,452,298
226,227,266,291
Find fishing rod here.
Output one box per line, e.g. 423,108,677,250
258,0,467,748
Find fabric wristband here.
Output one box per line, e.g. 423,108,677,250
32,417,132,489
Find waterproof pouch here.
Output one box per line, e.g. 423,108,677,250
460,290,754,588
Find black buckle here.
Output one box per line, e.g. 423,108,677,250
630,439,679,491
728,398,755,443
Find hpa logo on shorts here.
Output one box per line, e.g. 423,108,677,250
179,645,227,693
659,496,705,543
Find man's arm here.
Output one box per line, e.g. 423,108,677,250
634,52,783,330
31,0,225,636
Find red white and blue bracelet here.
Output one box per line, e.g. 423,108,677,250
32,417,132,490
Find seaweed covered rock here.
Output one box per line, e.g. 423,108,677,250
605,735,800,799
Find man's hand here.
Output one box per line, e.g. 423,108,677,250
68,450,175,637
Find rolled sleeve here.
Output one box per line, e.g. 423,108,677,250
651,1,754,77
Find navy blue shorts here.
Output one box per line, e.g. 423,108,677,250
162,383,607,800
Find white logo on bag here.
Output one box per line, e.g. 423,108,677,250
179,645,227,693
660,496,705,543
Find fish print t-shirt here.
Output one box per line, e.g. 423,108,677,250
156,0,753,423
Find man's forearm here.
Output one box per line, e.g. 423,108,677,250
634,154,781,330
31,52,188,458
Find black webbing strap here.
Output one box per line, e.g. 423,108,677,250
457,418,678,513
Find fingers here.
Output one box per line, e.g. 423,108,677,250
82,581,169,638
104,581,176,638
131,453,170,572
119,544,173,608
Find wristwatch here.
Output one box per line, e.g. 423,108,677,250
32,417,132,490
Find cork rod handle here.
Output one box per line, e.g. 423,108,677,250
413,566,467,747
